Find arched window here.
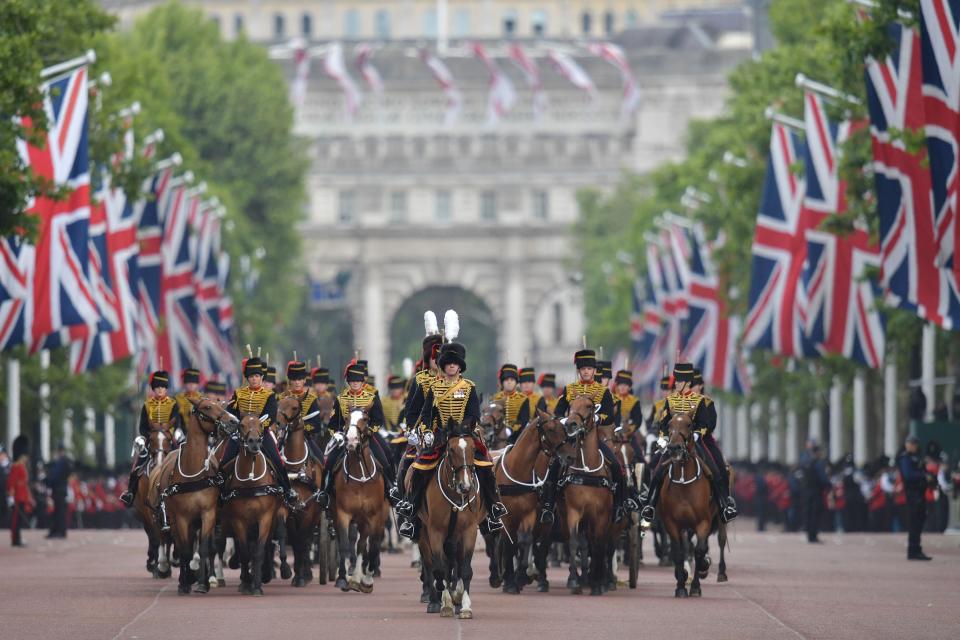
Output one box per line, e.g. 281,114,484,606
273,13,285,39
531,9,547,37
375,10,391,39
581,11,591,35
302,13,313,38
503,10,517,37
344,10,361,38
604,11,615,35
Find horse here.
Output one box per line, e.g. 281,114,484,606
598,418,644,590
275,396,325,587
656,412,728,598
479,400,511,451
410,421,484,618
133,419,175,578
331,408,388,593
151,398,233,595
219,413,285,596
555,395,613,596
494,410,569,594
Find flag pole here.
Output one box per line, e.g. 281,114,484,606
5,358,21,455
40,49,96,80
794,73,861,106
764,106,804,131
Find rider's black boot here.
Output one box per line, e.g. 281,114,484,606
398,471,427,540
539,459,562,524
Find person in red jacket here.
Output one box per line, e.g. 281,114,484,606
6,436,35,547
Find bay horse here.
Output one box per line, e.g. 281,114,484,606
276,396,324,587
494,410,568,594
332,408,388,593
657,412,728,598
151,398,234,595
556,395,613,596
220,413,285,596
133,419,175,578
411,421,483,618
598,418,644,590
479,400,511,451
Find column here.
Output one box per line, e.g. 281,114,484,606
749,402,763,462
884,361,898,458
84,407,96,464
808,404,823,444
502,248,526,363
63,409,74,456
767,398,781,462
5,358,20,452
736,403,749,460
785,406,799,464
721,401,735,454
922,323,935,421
361,264,388,389
829,377,843,461
40,350,51,461
104,410,116,469
853,371,868,465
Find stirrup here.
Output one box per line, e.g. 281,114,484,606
722,505,738,523
387,485,402,506
120,492,134,507
539,508,555,525
490,502,508,519
485,517,504,532
396,500,414,517
398,520,415,540
315,491,329,509
624,497,640,512
639,505,655,524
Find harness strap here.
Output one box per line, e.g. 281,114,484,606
161,477,218,498
221,484,285,503
559,474,613,490
497,483,538,496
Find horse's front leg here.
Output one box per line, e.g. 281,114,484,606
670,530,688,598
335,513,351,591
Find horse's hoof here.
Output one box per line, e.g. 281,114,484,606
537,581,549,593
217,579,226,587
359,581,373,594
590,585,603,596
689,586,702,597
426,602,441,614
291,577,304,588
675,588,688,598
502,583,519,595
336,577,348,591
194,583,209,594
659,557,672,567
239,583,253,595
570,585,582,595
488,576,502,589
280,564,293,580
177,585,191,596
606,580,617,592
373,568,381,578
251,587,264,597
440,607,454,618
458,610,473,620
717,573,728,583
228,554,240,570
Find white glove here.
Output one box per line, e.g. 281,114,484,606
408,432,420,447
693,432,700,442
657,437,668,450
134,435,146,450
6,496,13,507
333,432,345,446
423,431,435,448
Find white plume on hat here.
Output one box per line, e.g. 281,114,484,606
443,309,459,342
402,357,414,378
424,310,439,336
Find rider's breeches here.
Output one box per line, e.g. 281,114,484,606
698,434,728,490
599,441,627,501
476,466,500,511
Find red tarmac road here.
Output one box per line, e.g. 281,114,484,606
1,523,958,640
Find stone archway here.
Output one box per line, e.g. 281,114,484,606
388,286,499,391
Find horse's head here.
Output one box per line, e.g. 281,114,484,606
190,396,236,435
445,428,476,496
666,413,695,462
345,409,370,452
276,396,303,434
534,410,569,458
239,413,266,454
148,421,173,453
317,394,335,427
479,400,505,440
556,395,596,464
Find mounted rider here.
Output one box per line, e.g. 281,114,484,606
396,339,508,539
263,365,278,392
204,379,227,403
317,360,400,510
491,363,530,440
538,372,559,413
646,375,672,430
612,369,645,460
278,360,326,462
515,367,546,441
311,366,333,399
640,362,737,525
120,370,183,507
174,367,202,432
597,360,613,389
217,356,299,508
539,349,640,525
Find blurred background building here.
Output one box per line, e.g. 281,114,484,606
105,0,755,387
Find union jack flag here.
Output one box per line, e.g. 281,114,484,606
744,123,821,357
920,0,960,278
801,92,885,367
632,273,663,394
865,21,960,328
192,202,230,378
155,185,199,376
12,66,100,351
0,239,34,350
135,169,172,375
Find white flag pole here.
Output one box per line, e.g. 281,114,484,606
5,358,21,453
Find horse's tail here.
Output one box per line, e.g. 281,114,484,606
718,520,730,553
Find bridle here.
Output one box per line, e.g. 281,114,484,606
438,435,478,512
562,401,604,474
499,414,566,488
192,400,235,435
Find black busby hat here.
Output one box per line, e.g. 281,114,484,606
344,360,366,382
598,361,613,379
659,375,672,391
438,342,467,372
388,375,405,390
244,357,263,378
150,370,170,389
574,349,597,369
204,379,226,394
673,362,695,382
12,435,29,460
538,373,557,388
265,366,277,383
692,368,704,386
312,367,330,384
356,359,369,374
615,369,633,386
287,360,308,380
181,367,200,384
519,367,536,383
499,363,519,382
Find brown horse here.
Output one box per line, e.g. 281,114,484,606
479,400,511,451
410,422,484,618
276,396,325,587
598,419,644,590
133,419,175,578
331,408,388,593
151,398,233,595
494,410,568,594
556,395,613,596
220,413,285,596
657,412,728,597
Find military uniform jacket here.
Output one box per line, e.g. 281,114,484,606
174,391,201,426
417,376,481,435
278,389,324,434
543,395,560,415
614,393,643,428
381,395,405,431
227,386,278,428
138,396,183,437
658,391,716,436
330,387,385,432
404,369,439,427
491,390,532,429
553,380,615,426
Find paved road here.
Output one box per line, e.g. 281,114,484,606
1,524,958,640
